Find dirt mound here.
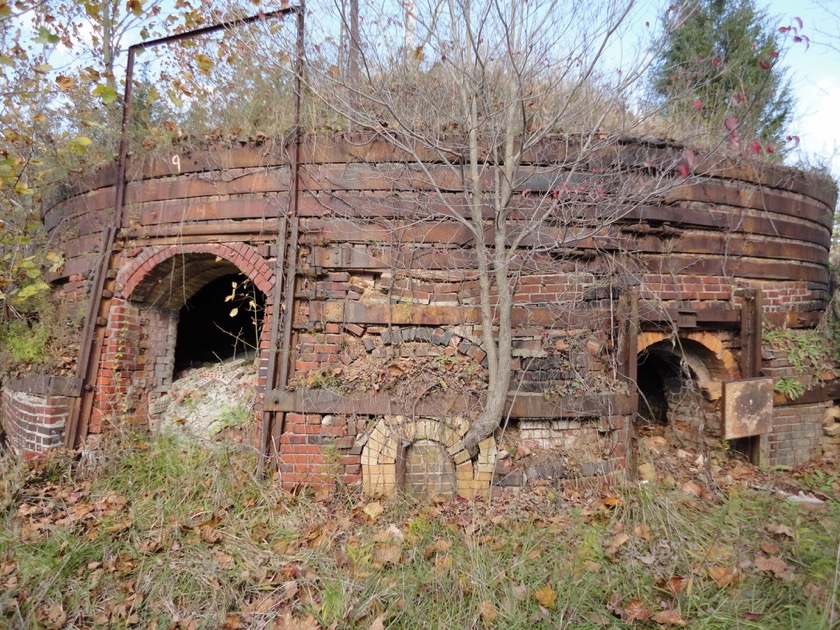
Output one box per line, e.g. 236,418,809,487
151,356,258,442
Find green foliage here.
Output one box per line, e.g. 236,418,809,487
651,0,794,152
210,400,254,435
763,325,837,376
773,376,806,401
762,324,837,400
0,319,51,365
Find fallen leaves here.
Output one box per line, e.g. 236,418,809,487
479,599,497,626
652,608,687,626
765,523,795,539
533,584,558,609
707,566,739,588
755,555,795,580
657,576,693,595
372,542,402,567
362,501,384,522
604,532,630,562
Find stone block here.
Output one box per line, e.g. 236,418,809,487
493,471,525,487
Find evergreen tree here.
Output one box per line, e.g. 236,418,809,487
651,0,793,153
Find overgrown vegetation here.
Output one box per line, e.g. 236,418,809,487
0,434,837,628
650,0,796,153
762,324,839,400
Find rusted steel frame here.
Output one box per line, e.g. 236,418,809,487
776,378,840,406
264,389,636,418
117,5,302,223
259,216,287,473
68,7,304,451
260,5,306,470
65,227,115,448
616,288,639,408
736,289,762,378
395,442,408,492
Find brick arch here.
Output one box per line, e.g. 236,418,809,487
637,332,740,382
118,243,274,307
362,415,496,498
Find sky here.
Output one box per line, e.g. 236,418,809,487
32,0,840,185
764,0,840,179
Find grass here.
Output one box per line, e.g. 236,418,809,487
0,434,837,629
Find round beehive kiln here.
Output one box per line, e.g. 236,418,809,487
4,133,837,494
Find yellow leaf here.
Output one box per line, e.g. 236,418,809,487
422,538,451,558
373,543,402,567
634,524,651,540
533,584,557,609
479,600,497,626
55,75,75,90
707,565,738,588
362,501,384,521
651,608,687,626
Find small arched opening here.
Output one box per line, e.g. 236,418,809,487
635,338,726,449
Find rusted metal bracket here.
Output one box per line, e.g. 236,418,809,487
735,288,762,378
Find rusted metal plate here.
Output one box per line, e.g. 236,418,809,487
723,377,774,439
264,388,633,419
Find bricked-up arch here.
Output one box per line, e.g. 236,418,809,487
362,415,496,498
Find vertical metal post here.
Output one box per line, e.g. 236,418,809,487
259,4,306,472
738,288,762,378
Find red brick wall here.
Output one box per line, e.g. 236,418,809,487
770,402,827,466
277,412,361,487
1,387,71,457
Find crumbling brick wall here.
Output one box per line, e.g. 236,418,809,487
23,134,839,489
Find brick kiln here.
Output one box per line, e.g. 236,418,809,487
2,133,838,496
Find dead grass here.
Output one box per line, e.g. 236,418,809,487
0,434,837,629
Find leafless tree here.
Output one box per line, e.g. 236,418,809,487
296,0,707,456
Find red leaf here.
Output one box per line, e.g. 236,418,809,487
786,135,800,147
677,162,690,178
724,116,738,132
693,99,703,110
748,141,762,154
766,144,775,154
779,26,790,33
794,16,803,29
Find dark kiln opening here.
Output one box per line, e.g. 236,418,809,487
635,339,726,449
175,273,265,371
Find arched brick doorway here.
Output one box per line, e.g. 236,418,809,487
635,335,738,450
89,244,274,435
